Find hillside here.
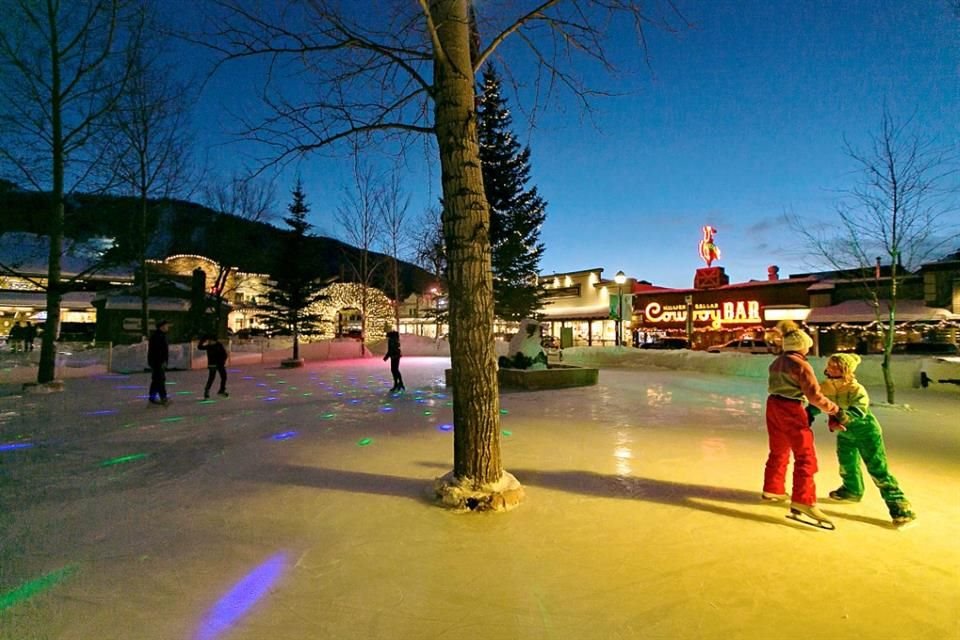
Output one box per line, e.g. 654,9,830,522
0,180,434,294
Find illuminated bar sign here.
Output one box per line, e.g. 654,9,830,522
644,299,761,325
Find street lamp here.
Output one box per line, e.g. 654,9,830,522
614,270,626,347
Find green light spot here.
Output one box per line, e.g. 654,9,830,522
499,409,509,415
423,410,432,416
357,437,372,446
199,399,216,404
302,392,313,396
98,453,149,467
175,391,193,395
0,566,78,611
320,413,336,420
502,430,512,436
159,416,183,423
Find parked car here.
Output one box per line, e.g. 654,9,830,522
892,342,959,356
707,338,772,354
640,337,690,350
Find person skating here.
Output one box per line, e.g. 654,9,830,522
147,319,171,405
383,330,404,392
198,334,229,400
763,320,841,529
816,353,916,527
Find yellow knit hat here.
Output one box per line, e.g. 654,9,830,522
777,320,813,353
829,353,861,375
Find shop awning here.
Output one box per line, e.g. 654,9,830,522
0,291,96,310
102,296,191,311
806,300,958,324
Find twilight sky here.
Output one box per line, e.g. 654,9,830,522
182,1,959,289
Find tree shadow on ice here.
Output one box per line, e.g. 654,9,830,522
513,468,797,526
246,463,435,503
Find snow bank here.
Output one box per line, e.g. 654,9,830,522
559,346,960,394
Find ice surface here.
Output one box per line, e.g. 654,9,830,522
0,356,957,639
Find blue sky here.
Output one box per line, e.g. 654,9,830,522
185,1,959,289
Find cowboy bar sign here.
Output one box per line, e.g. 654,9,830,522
644,299,761,326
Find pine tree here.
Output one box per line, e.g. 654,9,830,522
477,65,547,322
258,180,328,362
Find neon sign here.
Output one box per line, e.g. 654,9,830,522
698,225,721,267
644,300,761,325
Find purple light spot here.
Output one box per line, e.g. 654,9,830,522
438,424,453,432
264,397,278,402
349,399,361,405
380,406,394,413
194,552,287,640
271,431,297,441
115,385,143,390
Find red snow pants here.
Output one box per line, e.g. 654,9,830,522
764,395,819,505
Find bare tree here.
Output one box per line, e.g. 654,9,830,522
414,205,447,336
203,171,277,223
0,0,142,383
796,109,960,403
110,36,196,338
336,159,385,354
202,0,685,509
378,169,413,329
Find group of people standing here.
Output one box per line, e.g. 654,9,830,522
6,320,37,352
762,319,916,529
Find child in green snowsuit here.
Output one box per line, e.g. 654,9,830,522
816,353,916,526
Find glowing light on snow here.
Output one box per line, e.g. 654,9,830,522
98,453,149,467
193,552,287,640
0,565,78,611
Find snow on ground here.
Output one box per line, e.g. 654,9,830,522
0,355,958,639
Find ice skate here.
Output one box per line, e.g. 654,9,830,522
761,491,789,502
786,502,835,530
828,488,861,503
890,503,917,529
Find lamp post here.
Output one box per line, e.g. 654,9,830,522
614,270,626,347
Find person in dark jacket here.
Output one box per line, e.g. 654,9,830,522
383,330,404,392
198,334,229,399
147,319,170,405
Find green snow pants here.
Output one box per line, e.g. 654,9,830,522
835,413,908,514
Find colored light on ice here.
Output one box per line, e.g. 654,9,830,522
0,565,77,611
160,417,184,423
271,431,297,441
194,552,287,640
85,409,118,415
320,412,336,419
357,438,373,446
98,453,149,467
438,424,453,432
500,409,509,415
502,430,512,436
0,442,34,452
423,410,433,416
380,406,394,413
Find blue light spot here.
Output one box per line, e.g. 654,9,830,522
271,431,297,441
194,553,287,640
438,424,453,432
380,406,394,413
85,410,118,416
0,442,34,452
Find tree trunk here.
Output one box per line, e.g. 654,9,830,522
431,0,505,490
139,191,150,339
38,24,65,385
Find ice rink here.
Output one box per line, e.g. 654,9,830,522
1,356,958,639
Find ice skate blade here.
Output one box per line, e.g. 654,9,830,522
786,510,836,531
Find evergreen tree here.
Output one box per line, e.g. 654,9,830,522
477,65,547,321
258,180,328,361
